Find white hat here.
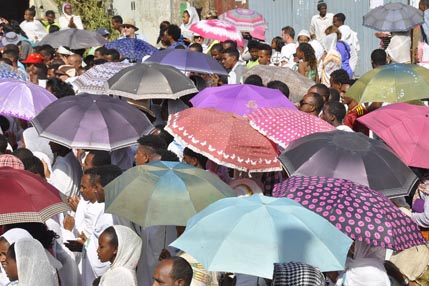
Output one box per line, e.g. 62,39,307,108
57,46,74,55
297,29,311,40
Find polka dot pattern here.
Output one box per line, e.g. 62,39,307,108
248,107,335,149
273,176,427,251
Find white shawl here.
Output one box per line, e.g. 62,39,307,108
180,6,200,40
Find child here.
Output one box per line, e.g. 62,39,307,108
296,42,319,82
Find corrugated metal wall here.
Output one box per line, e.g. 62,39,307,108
248,0,408,77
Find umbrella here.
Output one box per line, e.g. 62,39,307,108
72,62,134,94
190,84,297,116
218,8,267,32
279,130,419,198
273,176,427,251
357,103,429,168
248,107,335,149
0,167,69,225
145,49,228,75
165,108,281,172
0,63,29,81
105,63,198,100
243,65,315,103
0,78,57,120
189,20,244,46
171,195,353,279
38,28,107,49
104,161,236,227
363,2,423,32
104,38,158,63
31,93,154,151
346,64,429,104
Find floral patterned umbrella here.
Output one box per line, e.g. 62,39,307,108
165,108,281,172
273,176,427,251
189,20,244,46
0,63,28,81
248,107,335,148
104,38,157,62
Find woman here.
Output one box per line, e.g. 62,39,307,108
58,2,83,30
3,238,57,286
19,6,47,44
22,127,54,165
97,226,142,286
270,36,284,66
180,6,200,44
296,42,319,82
321,33,342,87
325,26,352,78
272,262,325,286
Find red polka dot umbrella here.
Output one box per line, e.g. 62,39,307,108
273,176,426,251
165,108,281,172
248,107,335,149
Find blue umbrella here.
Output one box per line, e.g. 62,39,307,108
171,194,352,279
105,38,158,62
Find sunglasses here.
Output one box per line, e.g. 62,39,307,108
123,25,134,29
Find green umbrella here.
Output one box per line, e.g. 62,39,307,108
346,64,429,103
104,161,236,227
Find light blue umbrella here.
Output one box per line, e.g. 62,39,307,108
171,195,352,279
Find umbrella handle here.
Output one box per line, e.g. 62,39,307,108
164,225,167,248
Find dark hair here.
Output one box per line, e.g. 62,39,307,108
49,25,60,33
297,42,317,69
0,116,10,133
189,43,203,53
0,134,7,154
12,148,33,161
330,69,350,85
328,88,340,102
32,63,48,79
38,44,56,57
371,49,387,67
170,257,193,286
247,40,260,50
309,83,329,102
2,49,19,62
4,223,59,249
308,92,324,113
157,21,170,44
0,58,12,66
183,147,208,169
93,58,108,66
85,164,123,187
222,47,239,60
46,78,75,98
271,36,284,52
281,26,295,39
159,150,180,162
325,101,346,122
334,13,346,23
45,10,55,17
22,156,45,178
105,49,121,61
25,6,36,17
95,46,108,56
88,150,111,167
102,226,118,248
267,80,290,98
210,43,223,52
317,1,327,11
258,43,272,55
111,15,123,24
244,74,263,86
222,40,237,50
166,24,181,41
137,134,167,153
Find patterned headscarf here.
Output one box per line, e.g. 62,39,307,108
273,262,325,286
0,154,24,170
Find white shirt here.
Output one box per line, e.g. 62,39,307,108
20,20,47,43
309,13,334,42
49,152,82,197
227,61,246,84
280,42,297,68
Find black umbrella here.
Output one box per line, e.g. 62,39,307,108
38,28,107,49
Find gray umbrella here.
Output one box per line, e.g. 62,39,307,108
279,130,419,198
105,63,199,100
363,2,424,32
38,28,107,49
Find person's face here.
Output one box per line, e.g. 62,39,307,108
46,13,55,24
152,260,176,286
319,6,327,17
24,10,33,21
111,19,121,30
94,50,103,60
135,144,150,166
183,12,190,24
182,154,197,167
333,17,341,28
123,25,136,37
97,232,117,263
299,94,315,113
419,1,428,11
281,30,288,42
249,48,259,61
80,174,97,202
329,77,342,92
210,49,221,61
297,36,310,44
221,53,237,70
64,5,73,15
83,153,95,171
193,36,203,44
258,50,271,65
320,104,333,123
0,240,9,266
296,47,304,60
39,50,53,64
4,251,18,282
340,84,352,104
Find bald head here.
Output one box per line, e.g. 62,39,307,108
67,54,82,69
153,257,193,286
299,92,324,116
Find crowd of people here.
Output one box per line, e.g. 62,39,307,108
0,0,428,286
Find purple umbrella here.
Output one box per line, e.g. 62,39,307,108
190,84,297,116
273,176,427,251
145,49,228,75
0,79,57,120
31,93,154,151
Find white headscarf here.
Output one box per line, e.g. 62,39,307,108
22,127,54,163
321,33,342,87
99,226,142,286
14,238,58,286
1,228,32,245
181,6,200,40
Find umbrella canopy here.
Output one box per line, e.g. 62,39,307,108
189,20,244,46
279,130,419,198
0,78,57,120
171,195,353,279
248,107,335,149
346,64,429,104
218,8,267,32
0,63,28,81
145,49,228,75
38,28,107,49
190,84,297,116
0,167,69,225
165,108,281,172
72,62,133,94
363,2,424,32
104,161,236,227
104,38,157,63
105,63,198,100
31,93,154,151
243,65,315,103
357,103,429,168
273,176,427,251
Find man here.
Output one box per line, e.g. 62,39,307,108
135,135,166,165
121,19,148,42
333,13,360,73
153,257,193,286
371,48,387,68
246,40,259,68
82,150,111,171
257,43,272,65
298,92,324,117
41,10,60,33
111,15,123,34
267,81,290,98
309,1,334,42
222,47,245,84
329,69,350,92
182,147,207,169
280,26,296,68
320,101,353,132
67,53,83,72
210,43,223,64
164,24,185,49
308,83,329,103
340,80,369,135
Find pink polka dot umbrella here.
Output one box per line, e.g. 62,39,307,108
165,107,281,172
273,176,427,251
247,107,335,149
